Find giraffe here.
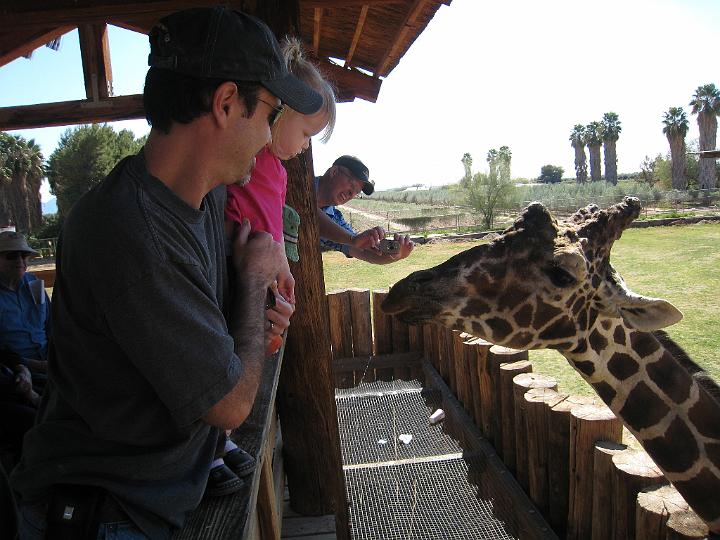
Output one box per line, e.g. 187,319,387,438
382,197,720,533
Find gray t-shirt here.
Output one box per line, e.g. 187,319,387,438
11,152,242,539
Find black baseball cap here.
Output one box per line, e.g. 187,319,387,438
333,155,375,195
148,7,323,115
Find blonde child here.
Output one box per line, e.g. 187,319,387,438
206,37,336,498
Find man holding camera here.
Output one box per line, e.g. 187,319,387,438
315,155,414,264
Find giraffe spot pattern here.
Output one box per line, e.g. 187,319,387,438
460,298,491,317
591,274,601,288
589,329,608,351
471,321,484,335
706,442,720,470
573,360,595,376
498,288,529,311
646,352,692,404
577,309,588,332
513,304,533,328
607,353,640,380
619,381,671,431
629,331,660,358
569,340,588,354
468,269,497,297
538,316,576,341
673,468,720,522
587,308,599,329
643,416,699,473
592,381,617,405
601,320,612,331
511,331,534,349
487,317,513,342
533,298,563,327
688,391,720,439
613,325,626,346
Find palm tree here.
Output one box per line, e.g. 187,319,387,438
461,152,473,187
0,133,44,232
601,112,622,185
689,83,720,190
497,145,512,180
662,107,689,190
585,122,603,182
569,124,588,183
486,148,499,177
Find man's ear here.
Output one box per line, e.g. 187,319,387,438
212,82,241,127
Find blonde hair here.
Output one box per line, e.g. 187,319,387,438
281,36,336,143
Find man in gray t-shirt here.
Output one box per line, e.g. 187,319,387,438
11,7,322,540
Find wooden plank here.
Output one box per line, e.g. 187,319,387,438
317,60,382,103
374,0,427,77
0,94,144,131
421,359,558,540
0,25,73,68
327,290,353,388
258,429,281,540
390,315,410,380
372,290,393,381
78,23,113,101
499,360,532,473
282,515,336,537
312,7,322,53
590,441,627,540
332,352,421,373
348,288,372,384
343,4,368,67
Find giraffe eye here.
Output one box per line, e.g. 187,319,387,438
544,266,576,288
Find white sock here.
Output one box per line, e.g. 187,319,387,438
211,458,224,469
224,439,238,453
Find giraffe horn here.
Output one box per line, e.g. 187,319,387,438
575,196,642,246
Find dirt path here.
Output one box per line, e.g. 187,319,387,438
338,204,410,232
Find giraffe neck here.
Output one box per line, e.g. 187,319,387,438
562,320,720,530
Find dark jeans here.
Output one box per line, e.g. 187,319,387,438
18,500,149,540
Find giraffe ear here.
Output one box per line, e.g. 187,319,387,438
616,296,683,331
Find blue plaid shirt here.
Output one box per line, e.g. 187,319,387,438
316,177,354,257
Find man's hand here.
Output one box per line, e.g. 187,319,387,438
350,226,385,251
389,233,414,260
265,282,295,354
277,256,296,305
13,365,33,398
231,219,285,287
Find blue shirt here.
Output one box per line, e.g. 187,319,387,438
316,176,354,257
0,272,50,361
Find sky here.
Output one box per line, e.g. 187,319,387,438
1,0,719,202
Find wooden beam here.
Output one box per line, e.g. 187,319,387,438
0,95,144,131
303,0,400,6
344,4,368,68
312,7,322,53
78,24,113,100
0,25,73,68
333,351,421,373
318,59,382,102
375,0,427,77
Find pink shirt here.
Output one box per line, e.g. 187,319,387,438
225,147,287,243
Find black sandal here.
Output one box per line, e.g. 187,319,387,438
205,463,243,497
223,448,256,478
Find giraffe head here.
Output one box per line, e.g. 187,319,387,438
382,197,682,352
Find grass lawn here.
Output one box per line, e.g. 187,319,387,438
323,223,720,397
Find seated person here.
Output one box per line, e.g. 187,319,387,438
315,156,414,264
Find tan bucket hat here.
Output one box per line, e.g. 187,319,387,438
0,231,40,257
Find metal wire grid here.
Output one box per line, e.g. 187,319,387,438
335,378,424,398
335,386,461,466
344,458,519,540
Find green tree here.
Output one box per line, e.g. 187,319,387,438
467,148,515,229
689,83,720,190
47,124,144,218
569,124,588,184
639,155,658,186
601,112,622,185
585,121,603,182
662,107,689,189
461,152,473,188
486,148,499,178
538,164,564,184
0,132,45,233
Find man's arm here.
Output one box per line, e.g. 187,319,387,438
317,208,383,251
202,220,286,429
347,234,415,265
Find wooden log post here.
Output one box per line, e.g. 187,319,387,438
407,324,424,381
635,484,690,540
610,449,665,540
372,290,393,381
512,373,557,492
391,313,411,380
489,345,528,458
566,403,623,540
279,142,347,535
327,290,353,388
665,510,709,540
348,288,373,384
463,338,486,430
524,388,567,518
472,337,494,441
442,327,456,392
591,441,628,540
547,395,597,538
452,331,473,413
499,360,532,473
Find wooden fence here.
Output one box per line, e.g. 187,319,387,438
326,288,711,540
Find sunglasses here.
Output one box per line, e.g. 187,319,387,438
3,251,30,261
257,98,285,128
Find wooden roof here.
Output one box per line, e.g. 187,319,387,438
0,0,451,131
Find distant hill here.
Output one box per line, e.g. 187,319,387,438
42,198,57,215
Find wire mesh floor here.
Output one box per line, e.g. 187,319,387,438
336,379,520,540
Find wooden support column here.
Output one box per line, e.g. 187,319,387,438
591,441,628,540
372,289,394,381
499,360,532,473
348,288,373,384
327,289,353,388
665,510,709,539
78,23,113,100
635,484,690,539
